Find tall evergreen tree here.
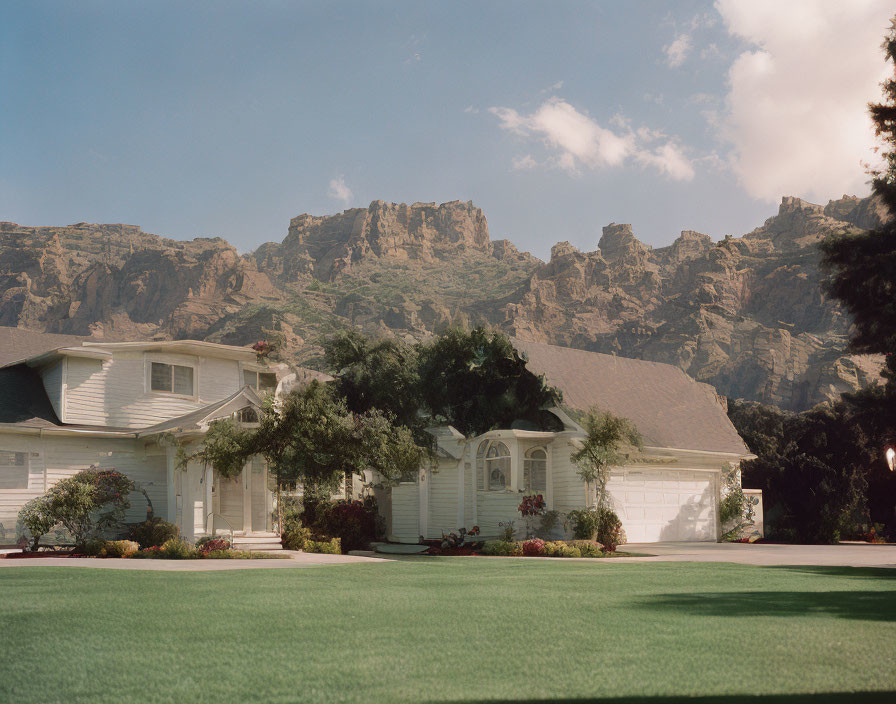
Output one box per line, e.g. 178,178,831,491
820,18,896,390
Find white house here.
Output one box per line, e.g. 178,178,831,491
381,339,759,544
0,327,328,548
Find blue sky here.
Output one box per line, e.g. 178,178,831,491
1,1,890,259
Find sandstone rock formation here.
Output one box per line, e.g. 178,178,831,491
0,196,885,410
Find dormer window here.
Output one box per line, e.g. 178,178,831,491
243,370,277,394
150,362,194,396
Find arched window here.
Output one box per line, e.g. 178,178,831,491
476,440,510,491
523,447,547,493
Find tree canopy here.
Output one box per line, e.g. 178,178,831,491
187,381,424,493
820,18,896,387
323,327,561,438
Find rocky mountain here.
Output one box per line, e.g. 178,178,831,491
0,196,885,410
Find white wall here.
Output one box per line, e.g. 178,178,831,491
389,483,419,543
64,352,243,428
0,432,168,544
427,458,459,538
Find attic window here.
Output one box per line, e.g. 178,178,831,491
0,450,28,489
243,370,277,394
150,362,194,396
236,407,259,424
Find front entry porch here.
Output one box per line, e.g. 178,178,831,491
173,455,274,542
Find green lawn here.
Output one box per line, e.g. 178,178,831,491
1,559,895,703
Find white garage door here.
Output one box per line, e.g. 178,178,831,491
606,469,717,543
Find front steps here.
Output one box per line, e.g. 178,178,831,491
231,533,283,551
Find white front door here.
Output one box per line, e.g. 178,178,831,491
606,469,717,542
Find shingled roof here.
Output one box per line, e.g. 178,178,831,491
511,338,749,455
0,326,93,368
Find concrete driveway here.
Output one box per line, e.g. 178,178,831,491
615,541,896,568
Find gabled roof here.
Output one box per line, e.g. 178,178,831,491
137,387,264,437
511,338,750,456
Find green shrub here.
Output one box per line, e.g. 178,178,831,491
50,468,135,546
277,495,303,533
80,538,107,556
128,518,179,548
281,526,312,551
18,495,55,551
304,538,341,554
318,498,379,552
479,540,522,556
594,508,626,552
557,545,582,558
202,550,290,560
570,540,603,557
565,508,599,540
100,540,140,558
160,538,199,559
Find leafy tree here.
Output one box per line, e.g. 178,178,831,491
729,400,871,543
416,327,560,436
324,330,424,440
570,409,643,510
17,468,135,549
188,381,425,516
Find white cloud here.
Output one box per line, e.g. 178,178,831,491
664,33,692,67
715,0,891,202
512,154,538,170
328,175,353,205
489,97,695,181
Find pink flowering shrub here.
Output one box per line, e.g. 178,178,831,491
522,538,545,557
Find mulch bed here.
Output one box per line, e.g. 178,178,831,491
1,550,81,559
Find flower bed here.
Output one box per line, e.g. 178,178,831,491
425,539,635,558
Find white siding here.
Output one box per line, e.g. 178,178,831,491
389,483,419,543
0,433,168,544
427,459,459,538
551,440,586,513
64,352,243,428
475,492,520,539
40,360,64,420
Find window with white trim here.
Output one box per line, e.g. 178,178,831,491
476,440,511,491
523,447,547,493
0,450,28,489
150,362,195,395
243,370,277,394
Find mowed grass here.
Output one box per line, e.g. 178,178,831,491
1,560,895,703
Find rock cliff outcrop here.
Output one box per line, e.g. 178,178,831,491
0,196,885,410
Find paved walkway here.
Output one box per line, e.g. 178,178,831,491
0,550,390,571
3,543,895,570
611,541,896,568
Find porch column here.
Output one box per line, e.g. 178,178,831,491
418,466,429,540
242,461,251,533
456,441,466,530
166,446,176,523
205,467,214,535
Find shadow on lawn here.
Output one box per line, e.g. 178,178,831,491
765,566,896,581
637,589,896,622
434,694,895,703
